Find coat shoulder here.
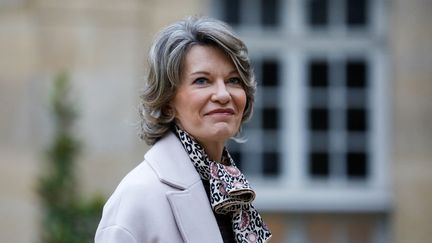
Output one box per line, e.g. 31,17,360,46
96,160,180,242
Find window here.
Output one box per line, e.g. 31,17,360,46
307,0,329,27
309,152,330,177
306,57,370,181
305,0,370,30
213,0,387,185
309,108,329,131
261,0,280,26
346,0,368,27
218,0,281,28
212,0,388,205
213,0,389,242
309,60,329,87
262,60,279,86
221,0,240,26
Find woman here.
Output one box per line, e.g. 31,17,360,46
95,16,272,243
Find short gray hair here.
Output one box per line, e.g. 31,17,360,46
139,16,256,145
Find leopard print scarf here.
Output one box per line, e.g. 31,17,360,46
174,126,272,243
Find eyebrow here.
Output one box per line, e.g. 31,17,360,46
189,70,239,76
190,71,210,76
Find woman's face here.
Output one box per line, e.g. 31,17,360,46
172,45,247,146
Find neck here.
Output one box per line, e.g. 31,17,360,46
198,140,225,163
174,124,227,163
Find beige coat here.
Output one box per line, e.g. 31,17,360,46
95,132,223,243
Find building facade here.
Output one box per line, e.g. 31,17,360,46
211,0,391,242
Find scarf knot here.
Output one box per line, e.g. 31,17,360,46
210,162,255,214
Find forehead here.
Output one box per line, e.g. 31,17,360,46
182,44,237,74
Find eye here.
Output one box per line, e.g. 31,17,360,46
193,77,208,85
227,77,242,85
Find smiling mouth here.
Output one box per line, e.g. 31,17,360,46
205,109,235,116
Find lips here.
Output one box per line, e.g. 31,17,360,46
205,108,235,116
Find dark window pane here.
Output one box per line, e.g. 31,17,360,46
262,59,279,86
307,0,328,27
261,0,280,26
346,0,368,26
309,60,329,87
347,108,367,131
309,108,329,131
230,151,243,170
309,152,329,177
262,107,279,129
263,152,280,176
222,0,240,25
346,60,367,88
346,152,368,178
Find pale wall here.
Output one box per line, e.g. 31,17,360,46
0,1,207,242
391,0,432,242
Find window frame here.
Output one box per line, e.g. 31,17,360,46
210,0,391,213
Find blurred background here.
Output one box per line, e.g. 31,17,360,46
1,0,431,242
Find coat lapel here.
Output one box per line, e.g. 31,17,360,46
145,132,223,243
166,182,223,243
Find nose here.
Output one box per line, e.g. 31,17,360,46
211,80,231,104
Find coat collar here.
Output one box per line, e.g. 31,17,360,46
144,132,223,242
144,132,201,190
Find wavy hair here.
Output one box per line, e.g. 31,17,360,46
139,16,256,145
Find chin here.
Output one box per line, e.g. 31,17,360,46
209,125,237,140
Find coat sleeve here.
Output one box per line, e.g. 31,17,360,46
95,225,138,243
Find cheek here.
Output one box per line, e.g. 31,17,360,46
172,101,188,122
238,91,247,114
174,94,203,119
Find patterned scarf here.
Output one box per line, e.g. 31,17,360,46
174,126,272,243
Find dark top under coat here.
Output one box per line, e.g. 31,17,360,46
202,179,236,243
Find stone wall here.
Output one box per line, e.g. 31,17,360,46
391,0,432,242
0,1,206,242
